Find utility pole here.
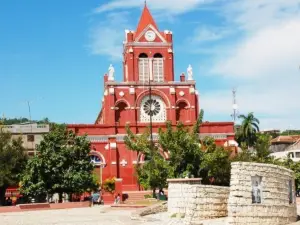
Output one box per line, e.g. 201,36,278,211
27,101,32,122
148,76,154,150
231,88,239,124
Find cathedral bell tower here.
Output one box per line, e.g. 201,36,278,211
96,3,198,127
123,4,174,82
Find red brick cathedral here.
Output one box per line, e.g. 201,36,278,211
68,5,235,191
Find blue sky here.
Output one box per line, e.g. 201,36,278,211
1,0,300,130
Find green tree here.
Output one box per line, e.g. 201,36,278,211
200,137,232,186
0,130,27,206
124,126,171,195
237,112,260,147
20,124,98,202
158,110,204,178
253,133,273,163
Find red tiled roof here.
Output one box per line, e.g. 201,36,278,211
271,135,300,144
136,4,158,37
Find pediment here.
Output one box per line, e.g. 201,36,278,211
135,25,167,43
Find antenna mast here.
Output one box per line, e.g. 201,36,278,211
231,88,239,124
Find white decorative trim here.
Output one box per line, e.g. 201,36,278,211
191,106,195,109
104,144,109,150
189,87,195,94
104,89,108,96
119,91,125,97
179,91,185,97
132,160,137,164
90,150,106,166
135,24,167,43
195,90,199,95
111,161,116,165
120,159,128,167
110,107,115,110
170,87,175,94
110,142,117,149
109,87,114,95
129,87,135,94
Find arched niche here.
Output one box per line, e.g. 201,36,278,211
176,101,188,122
115,101,128,125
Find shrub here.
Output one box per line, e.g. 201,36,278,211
103,177,116,193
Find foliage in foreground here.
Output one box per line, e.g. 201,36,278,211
0,129,27,205
20,124,98,202
124,110,232,190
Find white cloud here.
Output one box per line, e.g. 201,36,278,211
87,12,131,60
94,0,213,15
199,0,300,130
223,0,300,32
190,26,231,43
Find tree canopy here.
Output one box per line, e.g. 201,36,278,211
0,117,50,125
0,129,27,205
124,110,232,189
236,112,260,147
20,124,98,202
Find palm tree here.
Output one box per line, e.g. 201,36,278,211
238,112,260,147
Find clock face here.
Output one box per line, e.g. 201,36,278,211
145,30,156,42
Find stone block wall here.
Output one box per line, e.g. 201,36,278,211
228,162,297,225
167,178,202,215
167,178,229,222
184,185,230,224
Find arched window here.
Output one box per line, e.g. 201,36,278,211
176,101,188,122
139,53,149,82
153,53,164,82
90,155,102,166
115,102,128,124
140,95,166,123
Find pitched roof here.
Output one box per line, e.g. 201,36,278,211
136,4,158,37
271,135,300,144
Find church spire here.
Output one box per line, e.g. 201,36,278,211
136,3,158,36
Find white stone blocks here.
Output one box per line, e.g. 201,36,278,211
228,162,297,225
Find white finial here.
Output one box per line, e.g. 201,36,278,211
187,64,193,81
108,64,115,81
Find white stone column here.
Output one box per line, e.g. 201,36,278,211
149,57,153,81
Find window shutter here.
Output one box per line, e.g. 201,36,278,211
153,58,164,82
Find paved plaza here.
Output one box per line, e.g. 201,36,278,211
0,206,181,225
0,205,299,225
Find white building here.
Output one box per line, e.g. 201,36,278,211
1,123,50,156
271,139,300,162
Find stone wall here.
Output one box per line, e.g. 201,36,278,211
184,185,230,224
228,162,297,225
167,178,202,216
167,178,229,222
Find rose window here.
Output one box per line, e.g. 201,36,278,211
143,99,161,116
140,95,166,123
